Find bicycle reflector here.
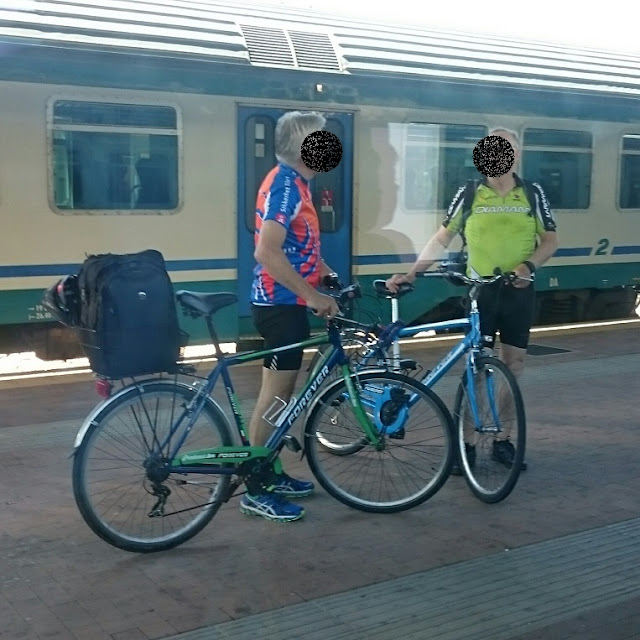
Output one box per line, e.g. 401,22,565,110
95,378,112,398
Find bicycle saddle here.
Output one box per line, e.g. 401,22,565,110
373,279,414,299
176,290,237,317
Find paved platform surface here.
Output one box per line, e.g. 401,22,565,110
1,324,639,639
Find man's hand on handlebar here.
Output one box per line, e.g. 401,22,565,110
307,291,340,319
511,263,535,288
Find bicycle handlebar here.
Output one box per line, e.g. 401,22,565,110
307,278,363,320
321,275,362,309
421,266,535,287
374,266,534,298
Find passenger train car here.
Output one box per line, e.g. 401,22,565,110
1,0,639,357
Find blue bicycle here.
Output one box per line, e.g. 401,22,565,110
309,267,527,504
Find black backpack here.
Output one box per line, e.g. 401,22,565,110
75,249,183,379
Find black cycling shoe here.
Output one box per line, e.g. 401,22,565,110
492,439,527,471
451,443,476,476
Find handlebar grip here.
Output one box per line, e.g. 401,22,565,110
322,273,344,290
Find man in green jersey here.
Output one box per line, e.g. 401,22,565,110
386,128,558,468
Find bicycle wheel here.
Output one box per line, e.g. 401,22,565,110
304,371,454,513
72,380,234,553
453,356,526,503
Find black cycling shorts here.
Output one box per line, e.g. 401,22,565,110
476,281,536,350
252,304,310,370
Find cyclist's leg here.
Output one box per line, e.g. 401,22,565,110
249,304,308,442
497,283,535,378
242,305,313,522
494,284,535,468
250,369,298,446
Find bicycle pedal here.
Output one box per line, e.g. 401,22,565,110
399,359,417,371
284,435,302,453
390,388,410,403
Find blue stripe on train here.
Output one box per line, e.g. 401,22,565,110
2,246,639,277
612,245,640,255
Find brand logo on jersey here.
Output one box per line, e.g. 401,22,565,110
475,206,531,214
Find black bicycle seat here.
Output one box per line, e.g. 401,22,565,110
176,290,237,317
373,279,414,299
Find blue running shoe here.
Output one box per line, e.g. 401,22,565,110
272,472,314,497
239,493,304,522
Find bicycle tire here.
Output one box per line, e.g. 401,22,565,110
453,356,526,503
72,380,234,552
304,370,454,513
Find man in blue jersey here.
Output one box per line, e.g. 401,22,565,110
241,111,339,523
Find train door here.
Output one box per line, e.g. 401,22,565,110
236,106,353,336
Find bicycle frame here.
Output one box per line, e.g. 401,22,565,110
126,321,386,477
354,275,515,432
394,300,487,429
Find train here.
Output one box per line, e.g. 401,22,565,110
1,0,639,359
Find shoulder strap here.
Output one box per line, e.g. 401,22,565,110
522,178,538,217
460,178,480,245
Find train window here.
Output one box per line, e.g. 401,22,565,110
403,123,487,211
521,128,592,209
619,135,640,209
49,101,180,213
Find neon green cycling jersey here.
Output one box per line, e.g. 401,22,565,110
443,174,557,277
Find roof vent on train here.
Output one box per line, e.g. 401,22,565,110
239,24,341,71
289,31,341,71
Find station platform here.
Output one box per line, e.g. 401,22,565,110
1,323,639,640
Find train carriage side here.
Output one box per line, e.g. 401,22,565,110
1,2,640,360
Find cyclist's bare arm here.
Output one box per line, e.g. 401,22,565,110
528,230,558,270
513,230,558,288
386,226,456,292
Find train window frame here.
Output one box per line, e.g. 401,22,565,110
617,134,640,212
401,122,488,212
520,127,593,211
46,97,183,215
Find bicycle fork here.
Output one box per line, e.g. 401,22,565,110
465,353,503,435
